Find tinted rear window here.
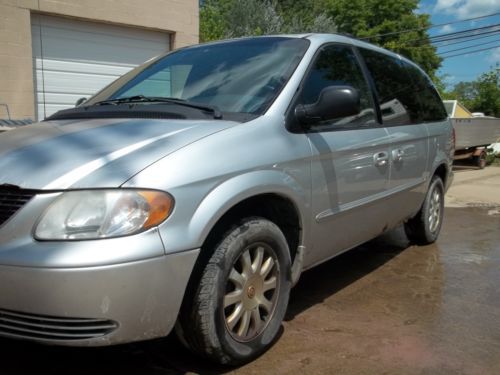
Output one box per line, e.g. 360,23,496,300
403,62,448,122
444,101,454,116
360,48,447,125
359,48,421,125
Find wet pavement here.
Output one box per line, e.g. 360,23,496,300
1,173,499,374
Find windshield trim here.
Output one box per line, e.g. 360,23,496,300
44,103,258,123
91,95,223,119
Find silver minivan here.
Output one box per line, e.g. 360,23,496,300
0,34,453,365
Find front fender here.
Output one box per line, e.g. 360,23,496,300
157,170,310,254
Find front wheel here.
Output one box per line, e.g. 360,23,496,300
405,176,445,245
180,218,291,365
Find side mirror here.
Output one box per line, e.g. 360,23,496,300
295,86,361,126
75,97,87,107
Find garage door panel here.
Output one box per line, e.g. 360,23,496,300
31,14,170,120
37,92,89,106
37,104,72,117
36,70,119,95
32,16,168,67
31,14,168,46
36,31,164,66
34,58,133,76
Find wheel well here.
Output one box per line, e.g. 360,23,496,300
201,193,302,262
434,164,448,186
176,194,302,329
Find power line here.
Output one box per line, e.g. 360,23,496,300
405,26,500,46
440,45,500,59
438,38,500,54
361,12,500,40
429,12,500,31
431,29,500,44
429,23,500,41
434,33,500,48
404,30,500,48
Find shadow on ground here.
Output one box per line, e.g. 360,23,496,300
452,160,483,172
0,228,410,375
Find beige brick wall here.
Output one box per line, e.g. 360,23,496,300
0,0,199,120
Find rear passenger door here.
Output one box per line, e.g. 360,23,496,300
358,49,430,226
293,44,392,267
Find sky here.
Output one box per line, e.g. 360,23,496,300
418,0,500,88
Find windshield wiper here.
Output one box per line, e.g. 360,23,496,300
91,95,223,119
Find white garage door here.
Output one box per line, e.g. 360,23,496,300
31,14,170,120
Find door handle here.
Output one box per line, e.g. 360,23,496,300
373,152,389,167
392,149,404,162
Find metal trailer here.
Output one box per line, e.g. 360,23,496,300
452,117,500,169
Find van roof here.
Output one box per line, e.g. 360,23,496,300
189,34,424,76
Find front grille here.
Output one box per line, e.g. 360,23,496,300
0,187,36,226
0,309,118,342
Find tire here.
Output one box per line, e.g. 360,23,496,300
179,217,291,365
404,176,445,245
473,151,487,169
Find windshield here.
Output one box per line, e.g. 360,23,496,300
85,37,310,115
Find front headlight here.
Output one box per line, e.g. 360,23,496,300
35,190,174,240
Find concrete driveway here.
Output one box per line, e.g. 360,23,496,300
1,166,499,374
447,165,500,208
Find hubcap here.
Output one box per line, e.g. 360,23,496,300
247,286,256,299
428,186,442,233
223,243,279,342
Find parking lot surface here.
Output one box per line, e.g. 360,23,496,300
1,167,499,374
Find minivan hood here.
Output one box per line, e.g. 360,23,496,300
0,118,237,189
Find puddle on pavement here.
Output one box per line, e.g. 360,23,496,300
0,206,498,375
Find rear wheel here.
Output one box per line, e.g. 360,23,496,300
179,217,291,365
473,151,487,169
405,176,444,245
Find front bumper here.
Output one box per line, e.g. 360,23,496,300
0,249,199,346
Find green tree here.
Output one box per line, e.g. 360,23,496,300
323,0,442,79
434,74,454,99
451,81,476,108
444,68,500,117
275,0,329,29
199,0,336,42
199,0,233,42
200,0,442,80
224,0,283,38
470,69,500,117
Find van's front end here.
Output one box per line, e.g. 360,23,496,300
0,185,199,346
0,107,246,345
0,36,311,350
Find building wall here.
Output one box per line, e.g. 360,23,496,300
0,0,199,120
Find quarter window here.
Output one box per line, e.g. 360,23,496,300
359,49,421,125
403,62,448,122
300,45,376,128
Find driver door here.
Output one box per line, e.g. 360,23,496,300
297,44,392,267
